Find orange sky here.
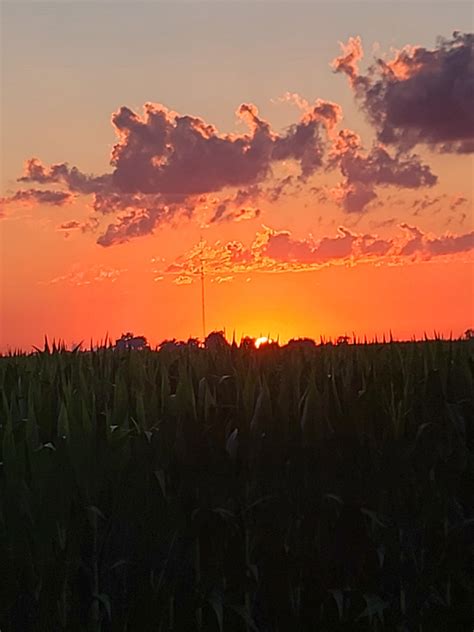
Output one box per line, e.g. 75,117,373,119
1,3,473,352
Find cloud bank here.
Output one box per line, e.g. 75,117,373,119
1,32,471,245
163,224,474,282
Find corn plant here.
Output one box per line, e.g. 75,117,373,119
0,338,473,631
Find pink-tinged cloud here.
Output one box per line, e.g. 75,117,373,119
328,128,436,212
163,224,474,281
1,188,75,207
276,92,311,111
43,264,126,287
8,36,469,246
110,101,331,195
331,36,365,87
264,226,393,263
333,32,474,153
11,99,344,244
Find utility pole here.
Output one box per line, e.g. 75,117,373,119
200,236,206,341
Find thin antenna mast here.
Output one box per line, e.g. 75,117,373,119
200,236,206,341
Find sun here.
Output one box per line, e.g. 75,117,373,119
255,336,270,348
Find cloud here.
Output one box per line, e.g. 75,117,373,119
264,226,393,262
58,220,82,231
266,175,297,202
272,99,341,179
91,191,178,217
411,194,442,215
109,100,338,196
331,36,365,87
166,226,384,279
56,217,99,237
7,36,470,244
163,224,474,282
209,185,261,223
399,222,474,258
425,231,474,256
174,274,193,285
43,264,126,287
110,103,273,195
369,217,397,229
8,99,343,244
332,181,377,214
88,190,202,246
450,195,468,211
97,207,172,247
214,275,234,284
333,32,474,153
1,188,75,207
328,128,437,212
231,207,261,222
19,158,111,193
275,91,311,111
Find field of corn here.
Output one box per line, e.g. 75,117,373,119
1,338,473,631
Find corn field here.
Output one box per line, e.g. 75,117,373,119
1,339,473,631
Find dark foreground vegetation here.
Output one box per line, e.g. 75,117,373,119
1,339,473,631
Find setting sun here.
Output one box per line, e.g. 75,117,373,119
255,336,272,348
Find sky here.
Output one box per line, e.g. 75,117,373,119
1,1,473,351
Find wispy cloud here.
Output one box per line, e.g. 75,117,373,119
1,188,75,208
56,217,100,237
41,264,127,287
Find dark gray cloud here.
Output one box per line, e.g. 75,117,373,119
19,158,111,193
110,101,336,195
425,231,474,256
10,100,340,243
1,188,75,207
399,223,474,257
97,208,168,247
57,217,99,234
333,32,474,153
329,128,437,213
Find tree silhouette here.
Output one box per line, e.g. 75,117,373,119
115,332,149,350
204,330,229,351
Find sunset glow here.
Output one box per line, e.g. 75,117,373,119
1,3,472,352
